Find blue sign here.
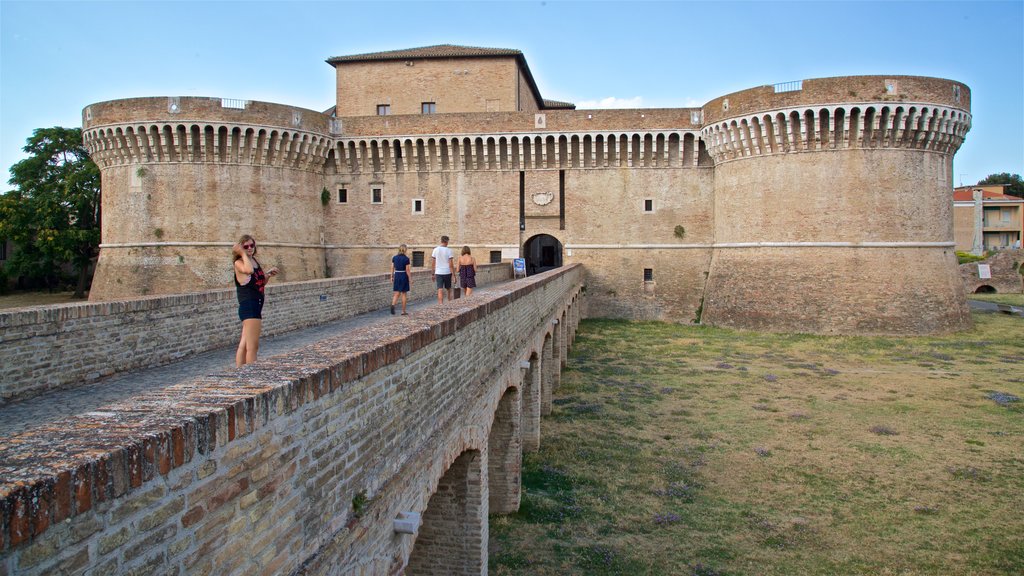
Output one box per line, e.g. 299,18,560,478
513,258,526,278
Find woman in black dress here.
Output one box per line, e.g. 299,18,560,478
391,244,412,315
232,235,278,366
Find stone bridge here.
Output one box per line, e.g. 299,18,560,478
0,263,583,575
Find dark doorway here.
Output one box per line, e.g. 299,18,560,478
523,234,563,275
974,285,997,294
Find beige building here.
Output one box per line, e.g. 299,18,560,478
953,185,1024,254
82,44,974,335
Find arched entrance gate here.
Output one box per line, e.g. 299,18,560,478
523,234,563,275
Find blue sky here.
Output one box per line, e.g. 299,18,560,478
2,0,1021,187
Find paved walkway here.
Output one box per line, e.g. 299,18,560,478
0,287,499,439
967,299,1024,317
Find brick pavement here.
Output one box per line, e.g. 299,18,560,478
0,287,494,439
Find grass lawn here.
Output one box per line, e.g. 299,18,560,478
490,313,1024,576
0,290,83,310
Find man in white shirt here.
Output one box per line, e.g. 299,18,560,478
430,235,455,304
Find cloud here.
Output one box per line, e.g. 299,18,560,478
574,96,705,109
575,96,645,109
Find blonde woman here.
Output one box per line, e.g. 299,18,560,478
232,235,278,366
457,245,477,296
391,244,412,315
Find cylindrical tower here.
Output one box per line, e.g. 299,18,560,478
83,97,333,300
700,76,972,334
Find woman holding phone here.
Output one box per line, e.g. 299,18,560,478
232,234,278,366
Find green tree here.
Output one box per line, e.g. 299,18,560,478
0,127,101,297
978,173,1024,198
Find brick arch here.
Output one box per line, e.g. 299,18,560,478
488,385,522,514
520,351,542,452
540,332,554,416
406,449,486,575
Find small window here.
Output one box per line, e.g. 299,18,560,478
412,251,425,267
644,199,654,212
644,268,654,282
490,250,502,264
412,199,424,213
421,102,436,114
377,104,391,116
338,188,348,203
371,188,383,204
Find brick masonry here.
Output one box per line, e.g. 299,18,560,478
80,48,973,336
0,263,510,405
0,264,582,575
959,249,1024,294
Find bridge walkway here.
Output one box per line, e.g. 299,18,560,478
0,283,511,440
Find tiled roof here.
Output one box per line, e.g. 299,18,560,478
327,44,522,64
953,189,1023,202
326,44,570,110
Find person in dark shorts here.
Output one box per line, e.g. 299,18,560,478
430,235,455,304
233,234,278,366
457,245,477,297
390,244,412,315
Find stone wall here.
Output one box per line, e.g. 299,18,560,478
334,57,522,117
81,70,973,335
0,264,511,405
960,249,1024,294
0,265,583,575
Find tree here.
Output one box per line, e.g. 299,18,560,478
0,127,100,297
978,173,1024,199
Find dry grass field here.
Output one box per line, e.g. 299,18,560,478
490,312,1024,575
0,290,81,309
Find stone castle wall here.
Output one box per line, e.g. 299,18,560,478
82,75,972,334
335,57,526,116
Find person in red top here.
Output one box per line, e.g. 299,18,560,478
232,234,278,366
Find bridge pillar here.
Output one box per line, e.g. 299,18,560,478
550,320,562,390
488,387,522,514
406,450,486,576
521,355,541,452
558,311,568,369
541,334,554,415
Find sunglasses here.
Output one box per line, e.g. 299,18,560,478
242,243,255,249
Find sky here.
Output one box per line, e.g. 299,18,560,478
1,0,1021,188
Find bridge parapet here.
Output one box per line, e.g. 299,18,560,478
0,264,511,405
0,264,583,575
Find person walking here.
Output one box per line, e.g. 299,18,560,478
457,245,478,297
431,235,455,304
232,234,278,367
391,244,412,315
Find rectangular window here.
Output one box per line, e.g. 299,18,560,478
412,251,425,267
412,199,424,213
338,188,348,203
644,199,654,212
490,250,502,264
371,188,383,204
643,268,654,282
377,104,390,116
421,102,436,114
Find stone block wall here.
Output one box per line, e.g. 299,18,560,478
0,265,582,575
959,249,1024,294
0,264,510,405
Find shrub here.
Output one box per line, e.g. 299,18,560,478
956,251,987,264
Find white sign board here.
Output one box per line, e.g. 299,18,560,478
977,264,991,279
500,248,519,260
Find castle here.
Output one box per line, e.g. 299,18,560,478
82,44,973,334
